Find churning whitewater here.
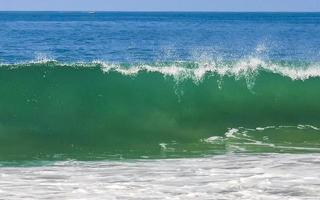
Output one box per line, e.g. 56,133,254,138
1,154,320,200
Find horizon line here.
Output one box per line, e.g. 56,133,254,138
1,10,320,13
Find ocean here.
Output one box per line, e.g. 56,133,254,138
0,12,320,199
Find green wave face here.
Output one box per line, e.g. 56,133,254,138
0,61,320,161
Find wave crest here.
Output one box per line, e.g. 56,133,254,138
2,57,320,82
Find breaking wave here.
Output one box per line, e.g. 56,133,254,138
0,58,320,161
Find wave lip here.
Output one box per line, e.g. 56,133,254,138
96,58,320,81
2,57,320,81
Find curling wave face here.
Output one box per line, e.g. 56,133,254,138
0,59,320,161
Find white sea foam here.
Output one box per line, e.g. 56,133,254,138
203,125,320,153
97,57,320,81
2,57,320,82
202,136,223,143
1,154,320,200
225,128,240,138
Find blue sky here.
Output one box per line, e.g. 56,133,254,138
0,0,319,11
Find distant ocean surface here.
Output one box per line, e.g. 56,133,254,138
1,12,320,199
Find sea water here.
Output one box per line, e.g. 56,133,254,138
0,12,320,199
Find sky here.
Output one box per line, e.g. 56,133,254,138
0,0,320,12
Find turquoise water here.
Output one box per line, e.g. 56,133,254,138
0,60,320,161
0,12,320,161
1,12,320,199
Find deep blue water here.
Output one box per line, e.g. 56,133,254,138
0,12,320,63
